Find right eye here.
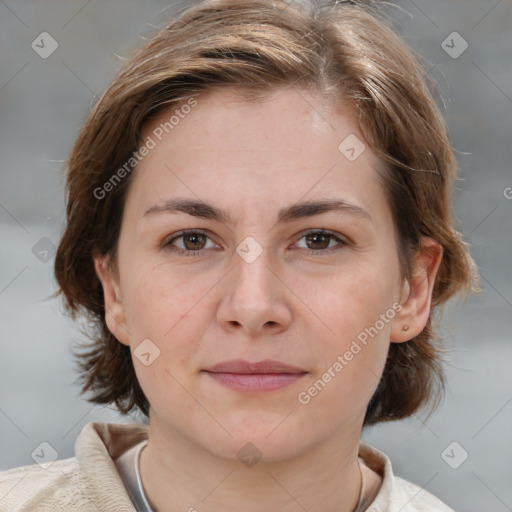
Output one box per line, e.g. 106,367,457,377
163,230,219,256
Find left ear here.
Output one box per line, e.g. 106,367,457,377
391,237,443,343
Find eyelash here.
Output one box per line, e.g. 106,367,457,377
163,229,349,257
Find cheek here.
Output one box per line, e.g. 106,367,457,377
300,262,398,404
296,298,392,426
304,259,399,345
119,259,219,399
121,258,208,339
123,267,205,411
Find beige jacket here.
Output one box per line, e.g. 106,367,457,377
0,422,455,511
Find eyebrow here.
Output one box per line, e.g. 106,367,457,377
142,197,372,225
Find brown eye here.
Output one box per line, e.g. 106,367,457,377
164,230,217,255
182,233,207,250
294,229,347,254
305,233,332,250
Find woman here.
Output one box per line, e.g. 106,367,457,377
0,0,477,510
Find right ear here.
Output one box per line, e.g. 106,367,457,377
93,254,130,346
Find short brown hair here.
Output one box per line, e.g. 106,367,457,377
54,0,478,425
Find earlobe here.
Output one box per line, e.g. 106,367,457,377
390,238,443,343
93,255,131,346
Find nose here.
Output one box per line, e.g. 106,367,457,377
216,248,292,336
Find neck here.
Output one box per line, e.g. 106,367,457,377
139,417,364,512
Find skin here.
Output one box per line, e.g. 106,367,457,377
95,87,442,512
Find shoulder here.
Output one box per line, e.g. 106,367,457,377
390,476,456,512
358,442,456,512
0,421,145,512
0,457,96,512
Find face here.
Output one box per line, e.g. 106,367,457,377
96,87,437,462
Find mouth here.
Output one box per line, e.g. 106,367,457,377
202,359,307,393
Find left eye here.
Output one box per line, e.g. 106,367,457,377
294,230,347,253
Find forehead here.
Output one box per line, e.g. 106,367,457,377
126,87,387,221
143,86,355,156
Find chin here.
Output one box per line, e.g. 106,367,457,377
206,412,315,463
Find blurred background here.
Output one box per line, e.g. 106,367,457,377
0,0,511,510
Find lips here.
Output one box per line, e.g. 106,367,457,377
204,359,306,374
203,359,307,392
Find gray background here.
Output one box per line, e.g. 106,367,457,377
0,0,511,510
